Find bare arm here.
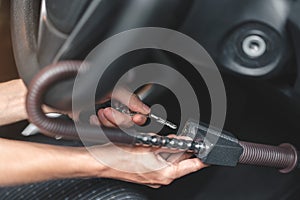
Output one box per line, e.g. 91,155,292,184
0,138,96,186
0,79,60,126
0,79,27,125
0,138,204,187
0,80,148,126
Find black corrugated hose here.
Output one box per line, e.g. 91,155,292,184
26,61,137,143
239,141,299,173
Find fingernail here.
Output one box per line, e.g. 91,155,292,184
103,108,112,117
143,104,151,113
133,115,147,125
90,115,100,126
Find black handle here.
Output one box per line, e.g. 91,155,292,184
239,142,298,173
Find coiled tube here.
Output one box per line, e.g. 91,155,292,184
26,61,138,143
25,61,204,152
239,141,298,173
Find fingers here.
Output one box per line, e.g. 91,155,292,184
90,142,206,188
112,89,151,115
128,94,151,115
166,153,193,164
147,185,162,189
173,158,206,179
145,158,206,187
97,107,148,128
132,114,148,126
97,109,118,128
98,88,150,127
167,134,193,141
98,108,134,128
89,115,100,126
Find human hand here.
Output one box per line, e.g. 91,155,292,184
90,88,151,128
86,138,206,188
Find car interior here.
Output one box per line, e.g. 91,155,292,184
1,0,300,199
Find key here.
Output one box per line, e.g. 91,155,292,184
148,113,177,130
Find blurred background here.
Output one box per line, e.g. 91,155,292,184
0,0,29,140
0,0,18,82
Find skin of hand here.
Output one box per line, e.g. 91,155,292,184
0,79,59,126
88,142,206,188
93,88,151,128
0,80,146,128
0,79,28,125
0,137,206,187
88,89,206,188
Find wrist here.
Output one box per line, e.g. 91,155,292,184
0,79,27,125
71,147,108,179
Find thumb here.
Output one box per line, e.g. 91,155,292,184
174,158,207,179
127,94,151,115
112,89,151,115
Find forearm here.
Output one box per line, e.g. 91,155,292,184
0,138,99,186
0,79,56,126
0,79,27,125
0,138,205,188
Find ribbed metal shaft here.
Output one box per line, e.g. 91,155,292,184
239,141,298,173
134,134,205,153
